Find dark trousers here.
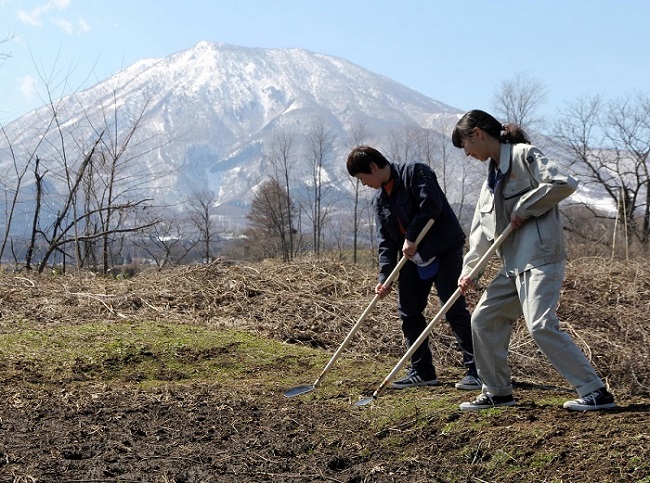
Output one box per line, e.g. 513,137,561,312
397,246,475,379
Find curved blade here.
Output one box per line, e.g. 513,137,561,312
283,384,315,398
354,396,376,407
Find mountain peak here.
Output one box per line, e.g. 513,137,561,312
1,42,463,234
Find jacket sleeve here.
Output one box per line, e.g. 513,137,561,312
512,146,578,221
404,163,443,242
376,204,398,284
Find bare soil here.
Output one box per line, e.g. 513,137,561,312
0,256,649,482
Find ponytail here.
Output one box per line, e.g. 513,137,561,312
452,110,530,147
501,123,530,144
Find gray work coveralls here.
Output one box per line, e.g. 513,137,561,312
461,143,605,398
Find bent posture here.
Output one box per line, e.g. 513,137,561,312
347,146,479,390
452,110,614,411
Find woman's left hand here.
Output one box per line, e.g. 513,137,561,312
511,214,525,228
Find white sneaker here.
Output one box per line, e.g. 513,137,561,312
391,371,439,389
563,388,615,411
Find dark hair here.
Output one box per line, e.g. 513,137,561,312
346,145,389,176
451,110,530,147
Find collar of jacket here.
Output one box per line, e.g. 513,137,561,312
380,163,404,197
496,143,513,174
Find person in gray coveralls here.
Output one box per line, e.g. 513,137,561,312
452,109,615,411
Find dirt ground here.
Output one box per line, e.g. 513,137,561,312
1,378,648,482
0,257,649,482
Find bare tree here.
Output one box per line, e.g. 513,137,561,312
414,128,437,169
33,140,157,274
555,94,650,250
189,190,218,263
492,72,548,134
345,120,372,263
432,118,485,227
34,133,102,271
75,88,159,273
0,119,53,264
246,179,295,261
265,129,297,259
0,33,13,64
602,94,650,244
8,62,163,273
386,124,422,163
131,209,197,268
25,156,45,269
304,119,336,255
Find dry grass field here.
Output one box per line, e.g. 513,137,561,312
0,252,648,482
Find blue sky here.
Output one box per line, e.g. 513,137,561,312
1,0,649,124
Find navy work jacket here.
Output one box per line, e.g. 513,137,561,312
375,162,466,283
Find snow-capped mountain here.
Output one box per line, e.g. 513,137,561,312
1,41,465,232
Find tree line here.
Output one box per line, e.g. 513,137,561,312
1,70,648,274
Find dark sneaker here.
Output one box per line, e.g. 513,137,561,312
563,388,616,411
455,373,482,390
391,371,439,389
459,393,515,410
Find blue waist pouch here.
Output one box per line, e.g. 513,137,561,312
416,258,439,280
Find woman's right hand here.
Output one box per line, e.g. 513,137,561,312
458,276,475,295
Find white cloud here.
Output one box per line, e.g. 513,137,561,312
54,17,90,35
77,17,89,33
53,18,74,33
19,75,38,101
17,9,43,27
16,0,88,35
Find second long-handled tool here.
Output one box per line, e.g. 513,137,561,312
284,218,435,397
355,222,515,406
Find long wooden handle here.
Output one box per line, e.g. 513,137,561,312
367,223,515,400
311,218,435,387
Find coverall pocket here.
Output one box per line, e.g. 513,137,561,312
502,177,533,199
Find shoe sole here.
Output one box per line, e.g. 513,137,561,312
455,383,482,390
563,402,616,411
391,380,439,390
459,400,516,411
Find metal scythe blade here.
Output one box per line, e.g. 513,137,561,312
283,384,316,398
355,395,376,406
283,219,435,399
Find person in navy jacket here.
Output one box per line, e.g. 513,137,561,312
346,145,479,390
